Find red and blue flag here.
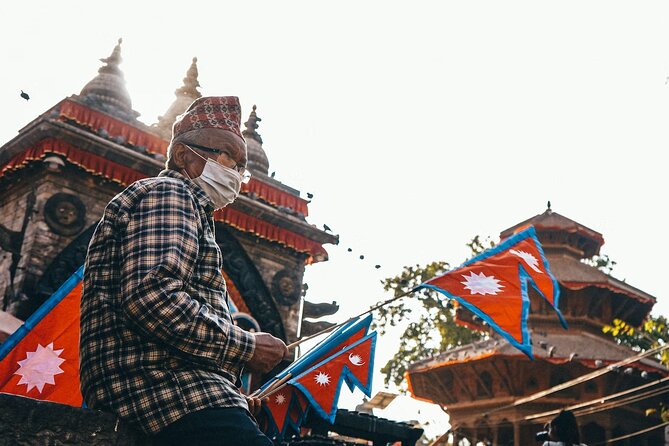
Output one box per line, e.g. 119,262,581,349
0,266,84,406
288,331,376,423
418,226,565,358
260,313,372,394
260,385,309,439
259,314,373,437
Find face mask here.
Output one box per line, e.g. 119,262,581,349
185,147,243,209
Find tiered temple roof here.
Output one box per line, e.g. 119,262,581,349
406,206,665,445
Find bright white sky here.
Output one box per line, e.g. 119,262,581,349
2,0,669,438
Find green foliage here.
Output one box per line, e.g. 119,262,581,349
602,316,669,365
603,315,669,418
465,235,495,257
373,240,488,389
582,254,617,275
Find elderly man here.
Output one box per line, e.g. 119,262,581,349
80,96,287,445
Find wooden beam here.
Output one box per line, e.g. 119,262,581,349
469,364,494,398
501,360,519,395
433,374,456,405
451,366,476,401
490,359,514,396
619,298,639,324
585,288,606,318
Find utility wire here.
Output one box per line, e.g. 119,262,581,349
481,343,669,417
287,287,417,349
455,419,669,446
590,420,669,445
571,385,669,418
451,384,669,433
524,375,669,421
450,345,669,430
454,382,668,429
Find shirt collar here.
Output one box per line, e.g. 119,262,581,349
159,169,215,213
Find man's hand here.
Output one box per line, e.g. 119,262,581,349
246,394,262,417
246,332,288,374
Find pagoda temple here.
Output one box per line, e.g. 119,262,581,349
0,40,339,388
407,207,667,446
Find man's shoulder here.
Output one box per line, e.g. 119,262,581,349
107,174,196,215
133,175,190,193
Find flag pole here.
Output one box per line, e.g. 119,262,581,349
255,373,292,399
251,287,418,398
260,379,291,401
286,287,418,349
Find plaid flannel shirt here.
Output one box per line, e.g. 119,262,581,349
80,169,256,434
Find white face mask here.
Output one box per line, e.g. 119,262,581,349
184,147,243,209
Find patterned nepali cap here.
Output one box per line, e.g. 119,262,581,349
172,96,244,140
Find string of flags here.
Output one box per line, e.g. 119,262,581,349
0,224,566,439
258,315,375,439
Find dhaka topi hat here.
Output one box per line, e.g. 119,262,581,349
172,96,244,141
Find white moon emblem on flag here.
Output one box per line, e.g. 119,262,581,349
509,249,543,273
14,342,65,393
348,353,365,366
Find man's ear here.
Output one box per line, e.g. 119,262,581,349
172,143,187,169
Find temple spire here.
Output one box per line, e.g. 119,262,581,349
244,105,270,175
100,38,123,75
79,38,138,120
153,57,202,139
175,57,201,97
243,105,263,144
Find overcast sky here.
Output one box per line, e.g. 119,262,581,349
2,0,669,434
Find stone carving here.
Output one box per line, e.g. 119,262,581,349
300,319,336,337
0,224,21,254
303,300,339,319
0,250,13,308
216,225,285,340
36,225,95,304
271,269,301,306
44,193,86,236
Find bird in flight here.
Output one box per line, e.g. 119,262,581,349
323,224,332,232
306,192,314,199
20,90,30,101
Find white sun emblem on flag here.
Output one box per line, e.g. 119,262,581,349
14,343,65,393
274,393,286,405
461,271,504,295
509,249,543,273
314,371,331,386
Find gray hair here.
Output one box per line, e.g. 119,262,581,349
165,129,207,169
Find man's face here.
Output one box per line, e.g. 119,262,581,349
175,128,247,179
